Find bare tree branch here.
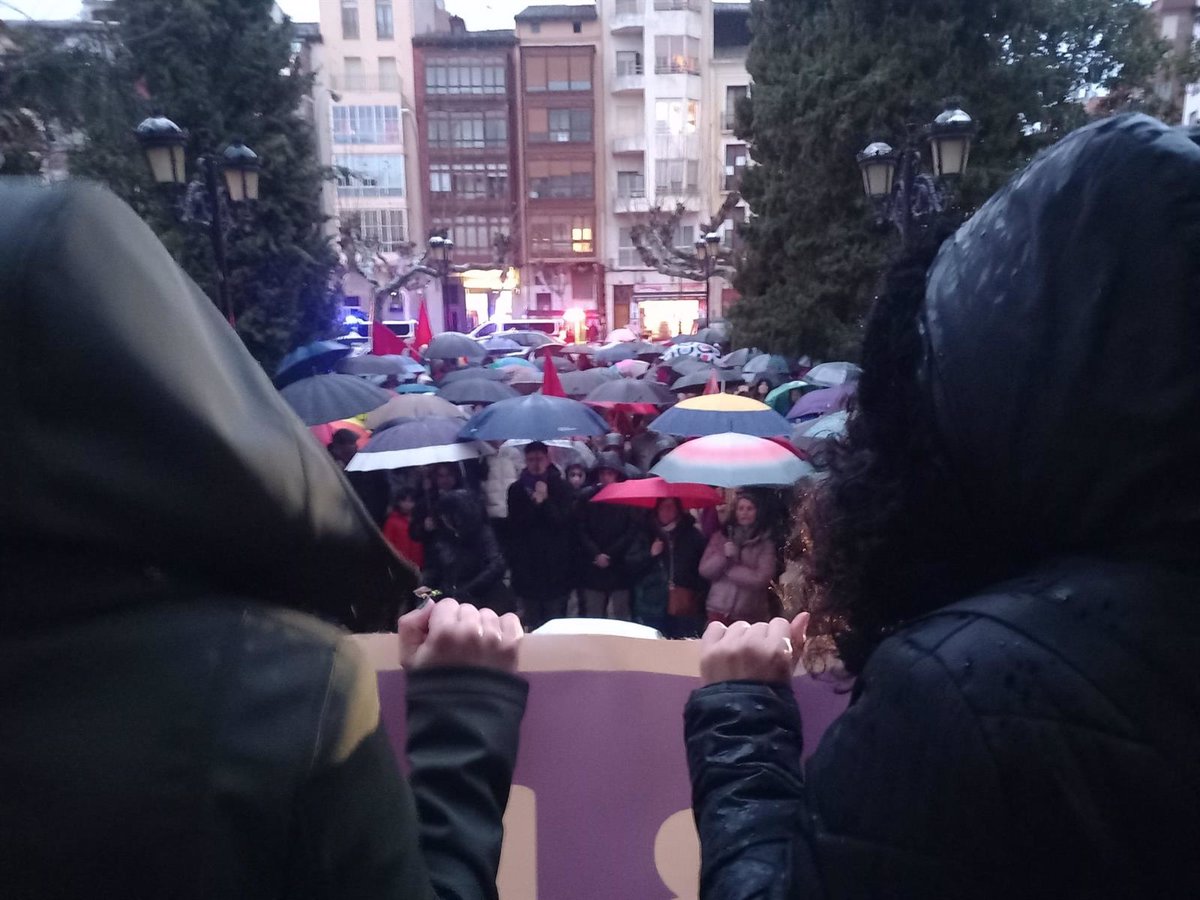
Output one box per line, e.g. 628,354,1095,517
629,192,743,282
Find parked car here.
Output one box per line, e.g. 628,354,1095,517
495,330,561,350
468,318,562,339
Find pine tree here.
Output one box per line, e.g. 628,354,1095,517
56,0,338,371
731,0,1163,359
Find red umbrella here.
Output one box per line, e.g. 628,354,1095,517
590,476,723,509
414,298,434,351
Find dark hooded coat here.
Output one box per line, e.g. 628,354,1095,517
685,115,1200,898
0,181,526,899
422,490,513,612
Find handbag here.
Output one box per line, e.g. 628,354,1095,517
668,584,701,617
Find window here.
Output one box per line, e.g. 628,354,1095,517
617,227,640,267
654,99,699,135
527,107,592,142
425,57,507,95
431,215,511,253
530,215,594,256
375,0,394,39
654,36,700,75
334,153,406,197
572,21,582,33
531,22,541,33
341,0,359,39
430,165,451,192
724,143,748,191
571,266,593,298
617,170,645,197
332,105,401,144
427,111,508,148
615,50,642,76
527,159,594,199
378,57,399,91
615,0,640,13
655,158,699,194
673,223,695,251
357,209,407,251
430,162,509,199
724,85,748,130
525,52,591,91
724,206,745,250
343,57,365,90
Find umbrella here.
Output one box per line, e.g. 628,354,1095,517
365,393,467,429
608,327,638,342
395,383,439,394
504,438,596,470
584,379,676,406
742,353,791,380
693,323,731,346
498,330,558,349
671,368,743,392
459,394,609,441
787,382,856,421
436,378,520,405
308,417,369,449
533,355,577,373
490,356,538,369
275,340,352,388
336,354,426,377
792,409,850,455
559,369,613,398
662,341,720,363
480,335,523,353
805,361,863,387
279,374,391,426
441,366,511,384
667,356,713,376
614,358,651,377
764,379,817,414
425,331,486,362
717,347,761,369
594,341,660,365
347,416,483,472
591,476,724,509
649,393,791,438
652,432,814,487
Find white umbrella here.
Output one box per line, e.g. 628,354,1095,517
347,417,488,472
651,432,813,487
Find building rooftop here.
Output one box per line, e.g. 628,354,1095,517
413,28,517,47
514,5,599,22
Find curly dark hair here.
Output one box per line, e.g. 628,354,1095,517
793,228,1014,676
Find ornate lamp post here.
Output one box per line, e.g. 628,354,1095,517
428,234,457,331
856,105,975,247
135,114,261,324
695,231,722,323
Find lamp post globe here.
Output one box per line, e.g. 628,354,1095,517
856,141,897,200
134,115,188,185
221,141,261,202
927,107,975,179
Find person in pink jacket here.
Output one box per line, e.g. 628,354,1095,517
699,492,779,624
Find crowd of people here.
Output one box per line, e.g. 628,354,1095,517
330,431,794,636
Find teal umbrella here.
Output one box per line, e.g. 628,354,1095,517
764,379,817,415
491,357,538,369
395,383,438,394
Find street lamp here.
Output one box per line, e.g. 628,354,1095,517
695,231,722,323
428,234,456,330
135,114,262,324
855,104,975,247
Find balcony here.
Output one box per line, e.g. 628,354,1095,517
610,0,644,33
612,64,644,93
614,193,649,214
653,0,700,9
611,134,646,154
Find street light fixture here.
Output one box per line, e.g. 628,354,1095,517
428,234,457,330
855,104,975,247
695,230,722,323
135,114,262,324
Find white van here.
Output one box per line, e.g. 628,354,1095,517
469,318,561,339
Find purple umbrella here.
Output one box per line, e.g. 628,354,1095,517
787,382,856,421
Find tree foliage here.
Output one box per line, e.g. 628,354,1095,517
731,0,1165,359
3,0,339,371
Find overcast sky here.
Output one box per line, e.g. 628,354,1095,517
13,0,526,31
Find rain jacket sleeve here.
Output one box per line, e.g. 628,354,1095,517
684,626,1007,900
698,531,733,582
287,638,527,900
462,526,508,598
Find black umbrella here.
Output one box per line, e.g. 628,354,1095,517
274,340,352,388
437,378,520,405
667,356,712,376
671,368,743,392
559,369,616,398
336,354,426,377
717,347,761,369
595,341,661,364
584,379,676,406
458,394,609,441
279,374,392,426
347,416,483,472
480,335,523,353
693,323,731,346
439,366,511,385
425,331,486,361
533,355,578,373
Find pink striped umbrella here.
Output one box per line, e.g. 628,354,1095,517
650,432,814,487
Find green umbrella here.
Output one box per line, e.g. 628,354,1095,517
765,379,818,415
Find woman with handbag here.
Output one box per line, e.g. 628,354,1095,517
699,492,779,625
630,497,708,638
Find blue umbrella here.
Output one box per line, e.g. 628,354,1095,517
395,383,439,394
278,373,391,426
275,340,352,388
458,394,609,441
491,356,538,369
481,335,524,353
336,354,426,377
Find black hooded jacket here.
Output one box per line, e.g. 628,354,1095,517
685,115,1200,898
0,181,526,899
422,490,512,611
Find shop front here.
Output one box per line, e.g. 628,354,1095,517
630,283,707,340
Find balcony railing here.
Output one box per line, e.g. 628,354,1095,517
615,0,641,14
611,134,646,154
654,57,700,76
612,65,645,93
615,62,644,77
614,192,649,214
611,0,644,31
653,0,699,9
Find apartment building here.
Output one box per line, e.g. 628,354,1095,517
413,24,521,331
1150,0,1200,123
513,5,605,336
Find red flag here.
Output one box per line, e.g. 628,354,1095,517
540,349,567,398
370,319,408,356
414,299,434,351
703,369,721,395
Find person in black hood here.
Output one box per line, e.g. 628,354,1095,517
421,489,514,613
576,452,636,619
684,114,1200,899
0,181,527,899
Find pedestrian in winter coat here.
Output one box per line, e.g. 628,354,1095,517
685,115,1200,899
0,181,527,899
506,441,575,629
699,493,778,625
409,462,464,546
630,498,708,638
382,486,425,569
576,452,635,619
421,489,514,613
